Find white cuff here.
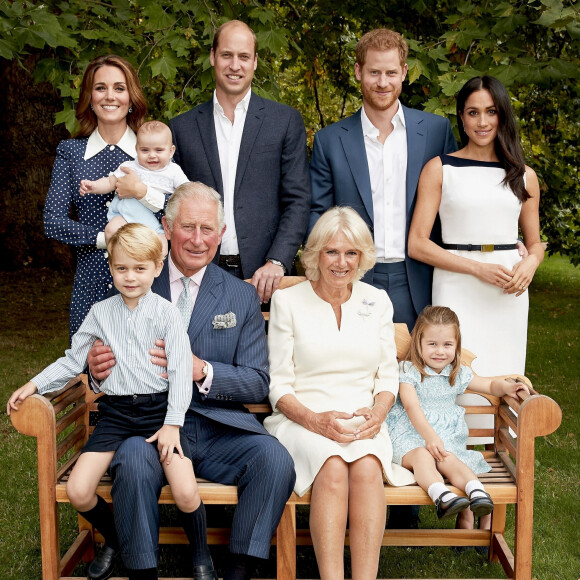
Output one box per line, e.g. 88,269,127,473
96,232,107,250
139,186,165,212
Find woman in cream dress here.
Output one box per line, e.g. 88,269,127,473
264,207,414,580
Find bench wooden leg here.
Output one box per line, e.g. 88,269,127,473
489,503,506,562
276,504,296,580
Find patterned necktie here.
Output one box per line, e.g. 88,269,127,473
176,276,193,327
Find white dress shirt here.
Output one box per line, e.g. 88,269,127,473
361,102,408,261
167,255,213,394
213,89,252,255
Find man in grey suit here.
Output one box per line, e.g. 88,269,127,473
88,183,295,580
309,28,457,332
308,29,457,528
169,20,311,304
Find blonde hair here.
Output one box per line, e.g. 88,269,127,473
301,207,375,282
355,29,408,68
107,223,163,264
404,306,462,386
164,182,225,231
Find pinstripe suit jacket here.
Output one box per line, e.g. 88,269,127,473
151,262,270,435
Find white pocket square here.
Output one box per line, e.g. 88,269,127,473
212,312,237,329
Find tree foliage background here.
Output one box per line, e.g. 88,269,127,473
1,0,578,270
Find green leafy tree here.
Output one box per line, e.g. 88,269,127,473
0,0,578,267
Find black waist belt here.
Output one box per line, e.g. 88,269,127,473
442,243,518,252
219,254,242,267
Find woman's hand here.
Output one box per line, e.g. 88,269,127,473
503,255,540,296
352,404,387,440
115,167,147,200
308,411,358,442
425,434,449,463
474,261,514,289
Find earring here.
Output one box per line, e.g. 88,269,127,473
128,106,133,113
90,104,94,111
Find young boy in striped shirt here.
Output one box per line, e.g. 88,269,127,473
7,223,214,580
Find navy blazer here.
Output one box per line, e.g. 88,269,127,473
151,262,270,435
309,106,457,315
169,93,311,278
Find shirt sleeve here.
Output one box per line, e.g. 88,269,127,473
373,292,400,398
457,365,475,395
43,141,100,246
32,309,100,394
267,290,297,409
162,306,194,426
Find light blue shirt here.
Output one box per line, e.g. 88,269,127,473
32,291,193,426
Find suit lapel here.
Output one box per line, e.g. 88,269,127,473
152,263,172,302
234,93,264,194
196,100,224,195
339,110,374,221
188,264,223,344
404,106,427,212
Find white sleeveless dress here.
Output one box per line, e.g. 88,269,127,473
432,155,528,377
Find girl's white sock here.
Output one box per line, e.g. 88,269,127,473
465,479,487,499
428,482,456,503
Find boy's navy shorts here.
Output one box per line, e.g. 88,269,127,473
82,391,191,460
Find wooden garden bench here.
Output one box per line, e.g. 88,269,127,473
10,277,561,580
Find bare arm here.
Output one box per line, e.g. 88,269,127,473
80,175,117,195
503,166,544,296
408,157,515,289
399,382,449,462
467,375,530,398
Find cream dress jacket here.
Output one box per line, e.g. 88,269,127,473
264,280,415,496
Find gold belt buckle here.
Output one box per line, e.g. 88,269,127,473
481,244,494,252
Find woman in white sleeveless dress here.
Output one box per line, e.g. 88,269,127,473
407,76,543,530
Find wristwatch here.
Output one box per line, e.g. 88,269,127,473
267,258,286,273
201,361,209,380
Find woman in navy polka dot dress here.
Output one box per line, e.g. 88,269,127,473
44,55,148,339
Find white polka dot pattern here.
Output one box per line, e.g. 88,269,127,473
43,137,134,339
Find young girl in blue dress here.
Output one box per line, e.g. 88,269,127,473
387,306,528,519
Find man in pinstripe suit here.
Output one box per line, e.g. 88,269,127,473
89,182,296,580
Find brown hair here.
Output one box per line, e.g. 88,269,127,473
355,29,408,68
404,306,462,386
137,120,172,142
75,55,147,138
212,20,257,55
107,223,163,264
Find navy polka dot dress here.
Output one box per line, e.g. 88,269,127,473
44,137,134,340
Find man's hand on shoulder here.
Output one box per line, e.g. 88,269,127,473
251,261,284,303
88,339,116,380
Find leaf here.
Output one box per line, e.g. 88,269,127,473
149,52,181,80
55,107,78,134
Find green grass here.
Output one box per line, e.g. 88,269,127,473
0,256,578,579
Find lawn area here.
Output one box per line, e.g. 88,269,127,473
0,255,578,579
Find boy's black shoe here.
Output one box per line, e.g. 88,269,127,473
87,544,117,580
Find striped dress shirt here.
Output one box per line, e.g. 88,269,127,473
31,291,193,426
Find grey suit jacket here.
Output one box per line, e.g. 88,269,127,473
309,106,457,315
170,93,311,278
151,262,270,435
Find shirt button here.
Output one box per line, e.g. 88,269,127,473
106,201,111,207
104,251,108,258
128,339,132,344
109,145,115,151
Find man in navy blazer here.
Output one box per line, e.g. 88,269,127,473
169,20,310,304
89,183,295,580
309,29,457,332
